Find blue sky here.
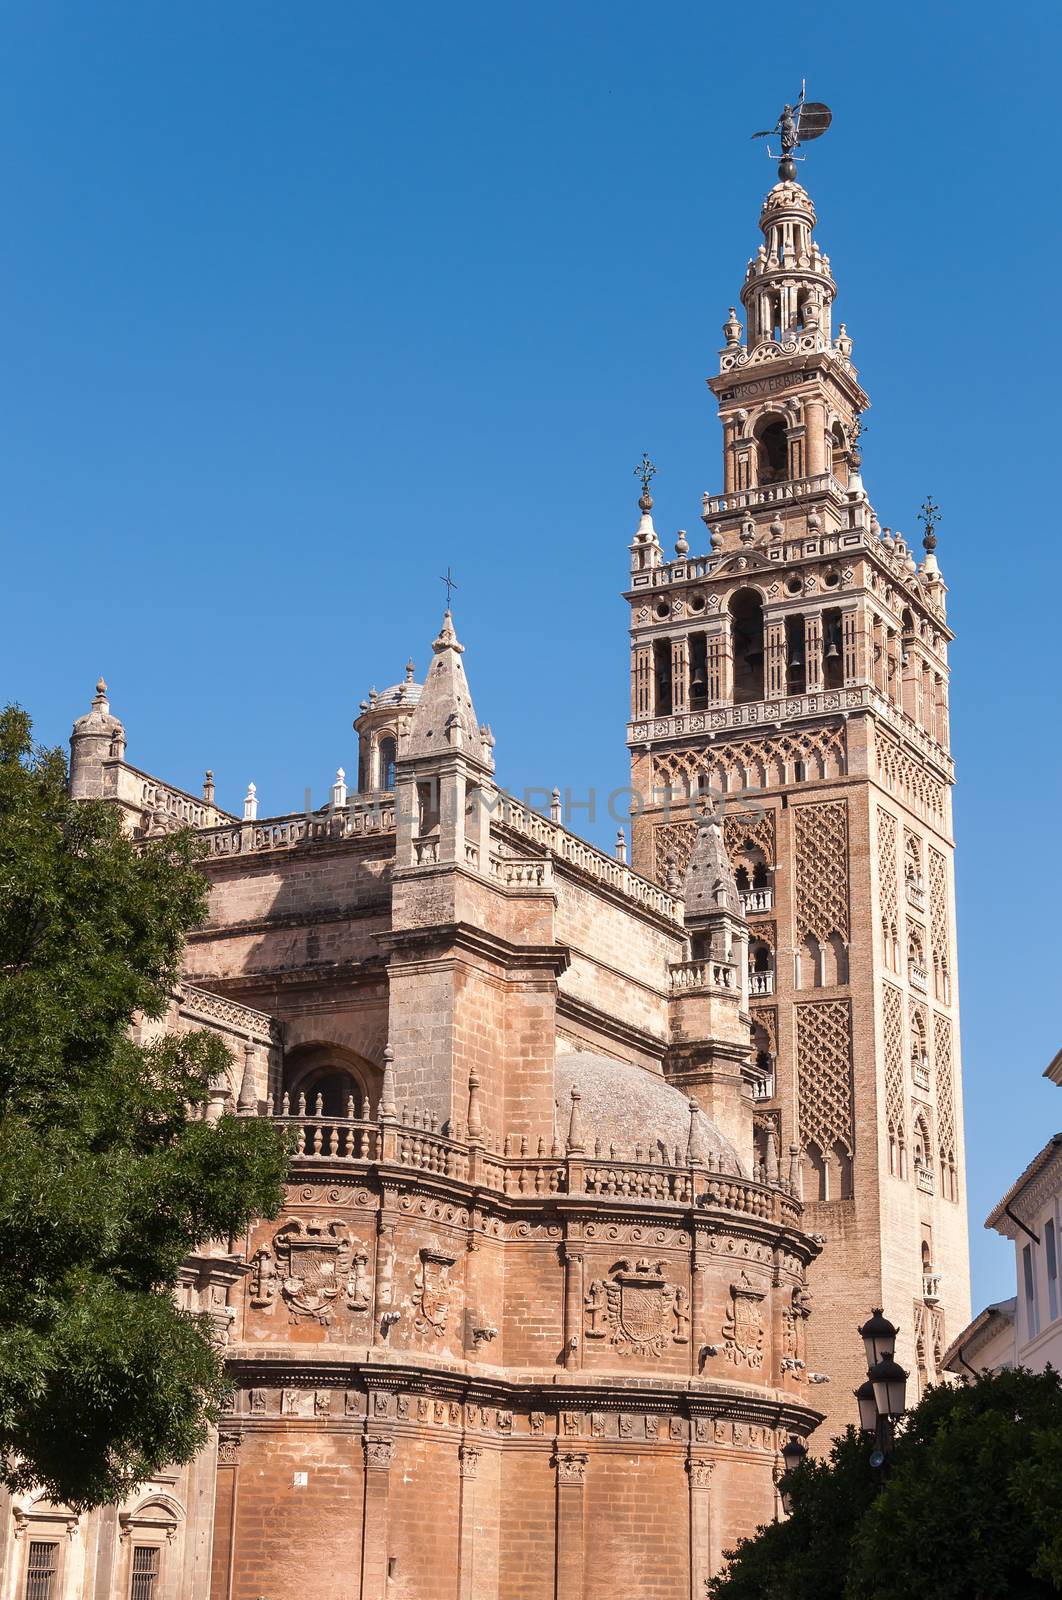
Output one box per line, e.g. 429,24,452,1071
2,1,1059,1312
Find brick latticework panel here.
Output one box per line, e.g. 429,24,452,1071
935,1012,957,1199
652,808,777,887
929,846,950,967
874,727,946,824
723,809,776,866
794,800,849,942
796,999,854,1158
877,807,899,965
652,724,846,796
882,983,906,1159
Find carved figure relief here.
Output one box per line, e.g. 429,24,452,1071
583,1258,689,1358
413,1248,457,1335
722,1271,766,1369
250,1218,370,1326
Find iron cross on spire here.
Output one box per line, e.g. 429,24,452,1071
439,567,458,607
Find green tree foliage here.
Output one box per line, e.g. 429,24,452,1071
711,1367,1062,1600
0,707,288,1509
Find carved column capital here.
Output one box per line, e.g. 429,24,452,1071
552,1451,589,1486
217,1433,242,1466
363,1435,395,1473
686,1456,714,1490
458,1444,481,1480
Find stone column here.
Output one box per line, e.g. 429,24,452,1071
706,624,732,707
687,1457,715,1597
804,396,827,476
690,1237,708,1371
553,1452,589,1600
457,1444,481,1600
360,1435,395,1600
804,612,824,694
562,1246,584,1370
765,618,787,700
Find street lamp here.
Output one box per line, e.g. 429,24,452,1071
777,1435,808,1516
858,1307,898,1367
854,1308,908,1484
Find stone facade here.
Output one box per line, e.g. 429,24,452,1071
2,170,972,1599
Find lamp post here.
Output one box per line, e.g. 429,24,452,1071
855,1308,908,1486
777,1435,808,1516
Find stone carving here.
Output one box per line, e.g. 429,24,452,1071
250,1218,370,1325
363,1437,395,1471
249,1389,266,1415
687,1457,713,1489
875,728,946,823
591,1413,605,1437
796,999,854,1163
413,1248,457,1335
553,1452,589,1485
878,807,899,968
314,1391,332,1416
722,1271,766,1369
217,1434,241,1464
561,1411,581,1437
530,1411,545,1435
345,1391,361,1417
584,1258,690,1357
459,1444,481,1479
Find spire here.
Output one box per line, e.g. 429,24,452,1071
630,452,661,570
405,609,485,763
683,814,742,920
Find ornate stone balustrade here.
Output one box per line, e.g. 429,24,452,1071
180,984,281,1045
198,799,396,857
498,796,681,924
906,882,927,912
912,1060,930,1093
916,1166,934,1194
741,888,773,914
489,855,554,889
264,1104,802,1226
702,473,845,518
627,682,953,780
922,1273,941,1305
909,963,929,994
668,959,735,994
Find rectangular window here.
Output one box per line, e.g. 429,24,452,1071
130,1546,160,1600
1046,1219,1059,1322
1023,1243,1040,1339
26,1542,58,1600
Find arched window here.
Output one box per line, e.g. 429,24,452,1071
282,1046,379,1119
755,416,789,485
730,589,765,704
378,736,397,790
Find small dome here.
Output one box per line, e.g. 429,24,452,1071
372,680,423,710
72,677,124,736
555,1052,742,1174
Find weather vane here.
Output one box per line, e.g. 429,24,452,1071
751,82,832,181
440,566,458,607
634,452,657,502
918,496,941,553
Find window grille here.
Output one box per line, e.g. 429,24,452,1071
130,1546,160,1600
26,1541,59,1600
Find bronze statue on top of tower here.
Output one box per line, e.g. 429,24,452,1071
751,84,832,180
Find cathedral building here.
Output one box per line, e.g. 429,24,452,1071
0,164,968,1600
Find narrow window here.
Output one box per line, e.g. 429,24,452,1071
130,1546,160,1600
653,639,672,716
785,614,806,695
26,1543,59,1600
1046,1219,1059,1322
378,736,397,790
689,633,709,709
1024,1243,1040,1340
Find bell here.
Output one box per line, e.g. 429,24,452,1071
691,666,706,692
825,639,840,661
789,646,804,669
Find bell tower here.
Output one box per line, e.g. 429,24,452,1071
626,169,970,1437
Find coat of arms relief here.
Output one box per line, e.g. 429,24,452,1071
722,1271,767,1369
413,1248,457,1335
249,1218,370,1326
583,1258,690,1357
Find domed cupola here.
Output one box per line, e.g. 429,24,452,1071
354,658,422,793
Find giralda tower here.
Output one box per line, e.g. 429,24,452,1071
626,159,970,1436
